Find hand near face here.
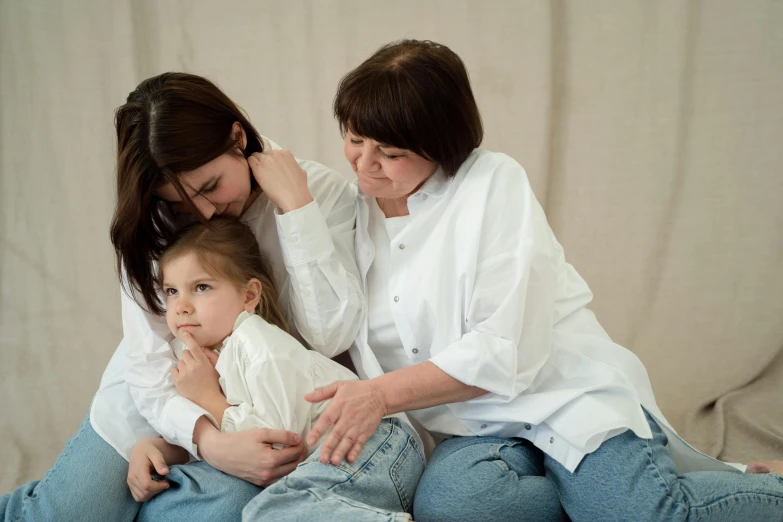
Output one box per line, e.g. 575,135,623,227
171,331,223,408
248,150,313,213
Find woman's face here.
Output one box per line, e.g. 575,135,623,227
157,153,251,218
156,124,252,218
343,131,438,199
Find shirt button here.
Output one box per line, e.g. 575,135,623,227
289,234,299,244
412,348,418,354
480,424,487,429
525,423,531,430
393,296,399,302
398,243,405,250
549,437,554,443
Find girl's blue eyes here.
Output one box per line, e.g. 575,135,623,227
165,284,210,296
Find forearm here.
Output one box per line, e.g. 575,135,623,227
147,438,190,466
192,395,230,429
192,415,220,459
374,361,487,415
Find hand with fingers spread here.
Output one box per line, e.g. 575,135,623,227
248,149,313,213
304,379,388,465
171,331,229,423
127,438,188,502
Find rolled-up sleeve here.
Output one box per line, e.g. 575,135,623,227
277,162,364,358
429,159,557,399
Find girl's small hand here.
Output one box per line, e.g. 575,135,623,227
304,380,388,465
248,150,313,213
127,439,170,502
171,332,223,407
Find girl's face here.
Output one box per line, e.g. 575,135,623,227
343,131,438,199
161,252,256,349
156,123,253,218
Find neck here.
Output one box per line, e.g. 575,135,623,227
240,187,262,216
377,196,410,218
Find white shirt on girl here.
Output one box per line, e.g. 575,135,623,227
170,311,357,454
90,137,365,460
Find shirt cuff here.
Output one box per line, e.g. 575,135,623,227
429,334,519,398
161,395,217,459
275,200,334,267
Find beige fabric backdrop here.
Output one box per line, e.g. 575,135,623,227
2,0,782,492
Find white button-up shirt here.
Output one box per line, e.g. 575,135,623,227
170,311,358,455
348,148,743,474
90,139,364,460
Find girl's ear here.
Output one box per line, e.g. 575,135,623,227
243,278,262,313
232,121,247,151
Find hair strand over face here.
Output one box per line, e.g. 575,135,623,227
110,72,264,314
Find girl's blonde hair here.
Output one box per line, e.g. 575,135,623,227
157,217,289,333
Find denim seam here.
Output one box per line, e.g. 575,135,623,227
18,416,88,520
302,486,397,521
642,438,783,518
314,422,395,487
389,431,417,512
642,437,690,515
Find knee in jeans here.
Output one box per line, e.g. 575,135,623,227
414,465,562,522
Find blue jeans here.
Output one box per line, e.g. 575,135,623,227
244,418,424,522
1,414,263,521
543,411,783,521
415,411,783,522
414,433,567,522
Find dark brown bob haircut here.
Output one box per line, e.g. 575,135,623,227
334,39,483,177
110,72,264,315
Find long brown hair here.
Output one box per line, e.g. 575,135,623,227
158,217,289,333
334,39,483,177
111,72,264,314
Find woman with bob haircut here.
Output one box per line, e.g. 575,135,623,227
302,39,783,522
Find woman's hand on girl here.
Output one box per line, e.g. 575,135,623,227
304,379,388,465
127,439,171,502
194,417,308,486
248,150,314,213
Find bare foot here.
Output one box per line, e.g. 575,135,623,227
746,460,783,475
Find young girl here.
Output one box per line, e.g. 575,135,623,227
129,217,423,521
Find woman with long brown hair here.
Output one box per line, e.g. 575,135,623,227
1,72,363,521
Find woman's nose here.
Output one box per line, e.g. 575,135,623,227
194,197,216,219
356,148,378,173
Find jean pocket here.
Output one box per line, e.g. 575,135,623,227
389,435,425,512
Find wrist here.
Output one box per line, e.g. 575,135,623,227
370,379,392,417
193,416,220,459
278,192,314,214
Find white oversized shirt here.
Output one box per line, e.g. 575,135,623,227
90,138,364,460
350,148,744,474
170,311,358,454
